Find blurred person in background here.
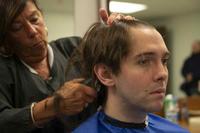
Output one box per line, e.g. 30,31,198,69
181,40,200,96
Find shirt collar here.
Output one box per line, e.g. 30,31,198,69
101,111,149,129
20,44,54,74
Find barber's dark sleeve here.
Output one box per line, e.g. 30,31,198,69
0,83,34,133
0,61,35,133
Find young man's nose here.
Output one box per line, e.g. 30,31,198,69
154,62,168,82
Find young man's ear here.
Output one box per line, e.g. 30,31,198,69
94,64,115,87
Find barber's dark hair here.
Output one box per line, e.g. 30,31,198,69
0,0,41,56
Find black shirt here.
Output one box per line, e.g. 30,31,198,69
0,37,81,133
181,53,200,96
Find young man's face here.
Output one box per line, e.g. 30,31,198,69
112,27,170,114
6,0,48,63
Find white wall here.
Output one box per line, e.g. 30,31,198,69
44,12,74,42
149,11,200,98
74,0,98,37
43,0,102,41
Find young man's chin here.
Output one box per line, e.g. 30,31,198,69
149,103,163,113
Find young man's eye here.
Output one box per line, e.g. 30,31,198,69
162,58,169,65
138,59,151,65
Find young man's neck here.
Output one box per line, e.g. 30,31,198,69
104,94,147,123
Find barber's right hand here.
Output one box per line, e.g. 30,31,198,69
99,8,135,26
55,78,97,116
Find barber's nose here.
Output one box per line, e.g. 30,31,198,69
25,23,37,38
154,62,168,82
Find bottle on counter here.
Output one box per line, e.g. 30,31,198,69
164,94,179,123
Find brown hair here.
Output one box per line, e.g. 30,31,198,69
69,19,155,106
79,19,154,80
0,0,41,56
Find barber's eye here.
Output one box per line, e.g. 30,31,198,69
10,24,23,32
31,17,39,24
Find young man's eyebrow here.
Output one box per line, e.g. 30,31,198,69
135,51,170,58
135,52,156,58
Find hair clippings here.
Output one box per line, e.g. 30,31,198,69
94,80,101,92
82,78,92,86
81,78,101,92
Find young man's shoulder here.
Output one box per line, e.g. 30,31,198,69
72,112,99,133
148,113,189,133
73,112,190,133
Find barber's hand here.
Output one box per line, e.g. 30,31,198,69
56,78,96,115
99,8,135,25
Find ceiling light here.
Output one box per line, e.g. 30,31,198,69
109,1,147,14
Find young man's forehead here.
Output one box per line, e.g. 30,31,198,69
127,41,169,59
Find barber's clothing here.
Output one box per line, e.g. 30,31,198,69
73,111,189,133
0,37,82,133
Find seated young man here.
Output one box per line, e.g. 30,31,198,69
71,19,189,133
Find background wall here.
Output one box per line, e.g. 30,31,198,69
44,12,74,41
149,11,200,97
74,0,98,37
42,0,103,40
39,0,75,41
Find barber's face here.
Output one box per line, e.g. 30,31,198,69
111,27,169,114
6,0,48,63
